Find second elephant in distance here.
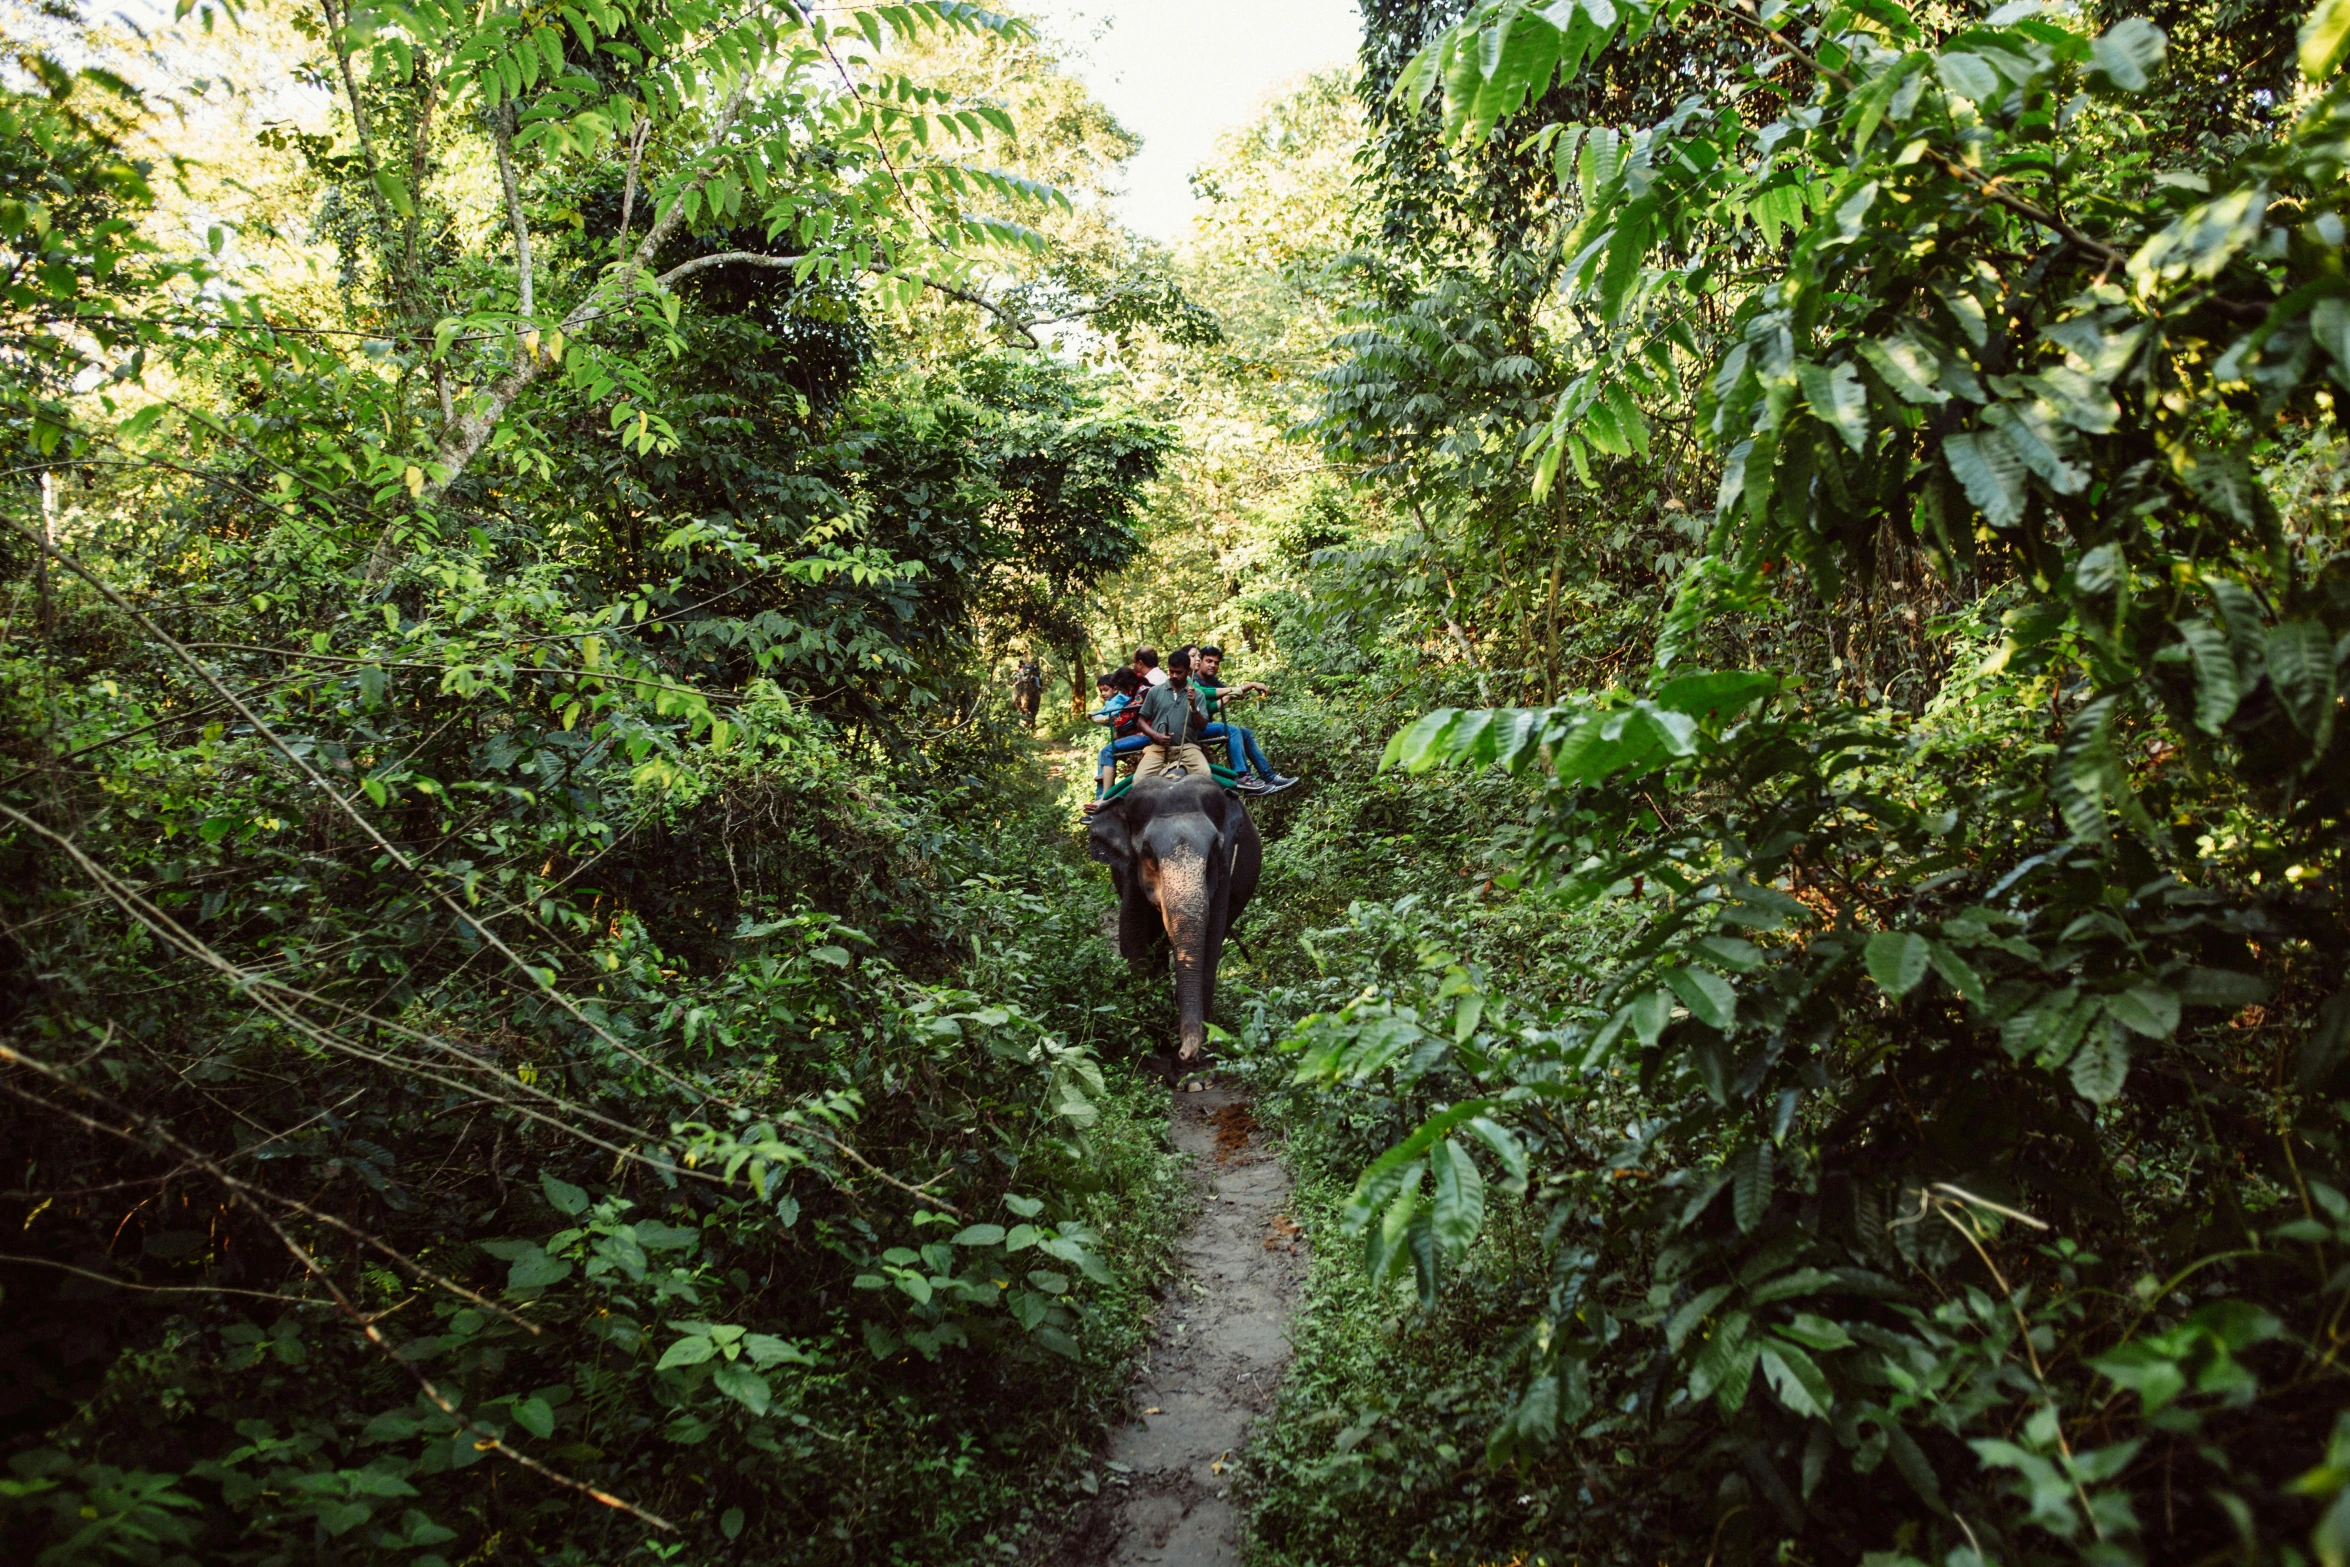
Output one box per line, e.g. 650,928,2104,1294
1086,770,1261,1064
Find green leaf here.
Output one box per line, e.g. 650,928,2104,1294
711,1360,771,1416
2075,542,2126,595
2089,17,2166,90
1857,333,1948,404
2001,987,2092,1064
1935,50,2001,101
1665,965,1737,1031
540,1172,588,1215
1341,1101,1491,1231
2302,0,2350,79
1462,1116,1528,1189
504,1247,572,1292
1695,935,1763,972
631,1220,698,1252
1944,428,2028,527
1731,1141,1773,1233
1387,708,1461,773
656,1334,715,1370
1429,1139,1486,1261
511,1396,554,1438
2179,967,2269,1008
2178,618,2242,734
1796,360,1869,453
372,170,415,218
2297,990,2350,1090
1653,669,1776,717
2315,1485,2350,1567
1364,1165,1424,1289
2106,984,2181,1039
2071,1020,2132,1103
1927,942,1985,1006
2267,620,2337,748
1865,931,1932,997
1777,1313,1857,1351
2132,187,2267,284
1884,1422,1946,1512
1689,1310,1755,1406
951,1224,1006,1246
2089,1340,2189,1412
1666,1283,1734,1352
1758,1337,1834,1418
362,1411,421,1444
317,1501,373,1537
1631,985,1673,1047
1748,1266,1896,1304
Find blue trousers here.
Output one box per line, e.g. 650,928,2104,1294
1202,723,1274,778
1096,733,1149,772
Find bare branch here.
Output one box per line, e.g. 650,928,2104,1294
492,106,536,324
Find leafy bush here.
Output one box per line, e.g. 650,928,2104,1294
1239,0,2350,1557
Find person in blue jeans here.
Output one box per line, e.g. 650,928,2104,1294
1083,668,1150,812
1194,645,1296,794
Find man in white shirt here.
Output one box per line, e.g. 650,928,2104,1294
1131,646,1170,688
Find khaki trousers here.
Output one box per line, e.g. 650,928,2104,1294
1132,743,1212,785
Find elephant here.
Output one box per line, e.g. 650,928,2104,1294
1012,660,1043,727
1087,769,1262,1064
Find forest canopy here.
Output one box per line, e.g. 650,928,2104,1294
8,0,2350,1562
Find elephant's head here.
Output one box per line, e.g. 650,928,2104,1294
1087,773,1258,1062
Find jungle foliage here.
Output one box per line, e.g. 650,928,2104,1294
0,1,1199,1562
1232,0,2350,1561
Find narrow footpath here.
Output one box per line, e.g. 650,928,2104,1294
1066,1083,1306,1566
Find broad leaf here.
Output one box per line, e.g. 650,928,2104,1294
1429,1138,1487,1260
2106,984,2181,1039
2303,0,2350,79
2089,17,2167,91
1731,1141,1773,1233
657,1334,716,1370
504,1246,572,1293
2071,1020,2132,1103
2267,620,2337,747
1944,428,2028,526
1796,360,1869,453
2177,618,2241,734
540,1172,588,1215
1758,1337,1834,1418
711,1361,771,1416
1865,931,1932,997
1926,942,1985,1006
1665,965,1737,1031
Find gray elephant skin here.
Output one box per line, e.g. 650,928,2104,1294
1086,771,1262,1063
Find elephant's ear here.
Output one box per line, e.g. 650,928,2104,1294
1087,804,1132,867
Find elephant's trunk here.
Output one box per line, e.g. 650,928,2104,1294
1155,843,1213,1061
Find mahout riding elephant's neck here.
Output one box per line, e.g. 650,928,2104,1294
1086,772,1262,1066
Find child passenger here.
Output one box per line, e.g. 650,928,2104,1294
1083,668,1149,813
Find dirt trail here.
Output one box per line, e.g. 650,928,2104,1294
1064,1082,1306,1566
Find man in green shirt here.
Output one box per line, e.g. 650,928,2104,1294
1131,649,1213,785
1193,644,1296,793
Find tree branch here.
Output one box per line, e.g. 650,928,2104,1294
653,251,1042,347
492,105,536,325
368,79,758,584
